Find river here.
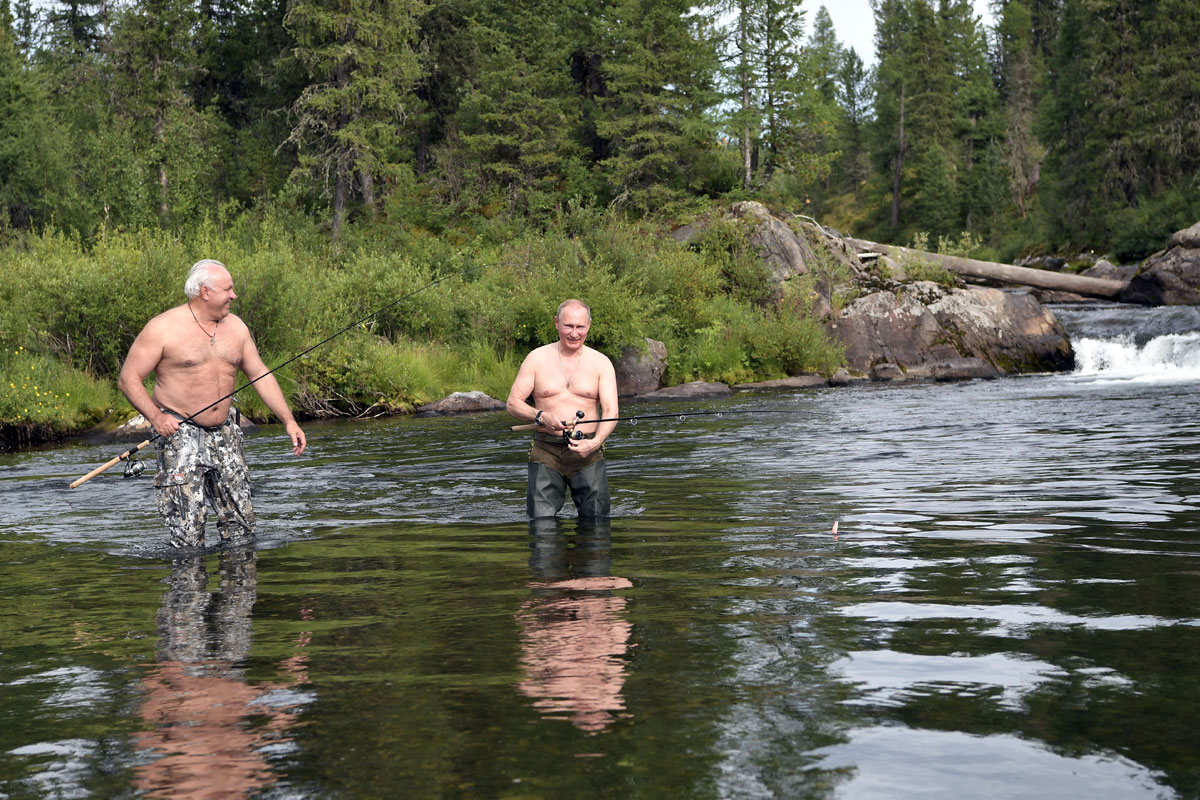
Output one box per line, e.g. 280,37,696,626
2,302,1198,799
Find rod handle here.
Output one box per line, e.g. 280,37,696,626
68,439,152,489
510,423,539,431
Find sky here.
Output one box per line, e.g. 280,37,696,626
823,0,996,68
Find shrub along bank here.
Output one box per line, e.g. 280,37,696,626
0,204,844,447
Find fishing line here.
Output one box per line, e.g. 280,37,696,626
69,264,475,488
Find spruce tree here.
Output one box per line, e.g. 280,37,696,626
444,0,586,214
285,0,423,240
594,0,719,210
0,0,77,231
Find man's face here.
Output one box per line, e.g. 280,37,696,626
202,269,238,318
555,305,591,351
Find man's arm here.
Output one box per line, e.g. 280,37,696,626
117,323,180,438
506,351,562,431
240,332,306,455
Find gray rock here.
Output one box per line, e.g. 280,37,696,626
636,381,733,400
728,201,813,282
734,375,827,391
1081,258,1136,282
1169,222,1200,249
905,358,1001,381
614,338,667,397
827,369,868,386
1121,223,1200,305
415,391,505,416
669,223,703,246
827,282,1072,377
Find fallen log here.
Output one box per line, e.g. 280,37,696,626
846,238,1127,299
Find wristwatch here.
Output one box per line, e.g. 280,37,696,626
534,410,544,426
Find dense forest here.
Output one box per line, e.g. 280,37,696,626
1,0,1197,260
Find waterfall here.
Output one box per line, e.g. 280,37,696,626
1052,303,1200,383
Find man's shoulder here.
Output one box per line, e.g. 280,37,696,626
142,304,188,332
525,343,557,362
584,345,614,367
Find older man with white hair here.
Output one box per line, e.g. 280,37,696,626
118,259,306,548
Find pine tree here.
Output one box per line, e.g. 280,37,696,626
443,0,586,214
0,0,75,230
808,5,840,104
595,0,718,210
835,46,872,198
285,0,424,240
939,0,1002,231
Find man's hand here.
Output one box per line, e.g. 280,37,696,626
568,436,600,458
285,422,307,455
152,410,181,438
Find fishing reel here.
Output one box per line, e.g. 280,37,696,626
123,457,148,479
561,410,587,446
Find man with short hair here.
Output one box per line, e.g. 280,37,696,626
118,259,306,548
506,299,618,518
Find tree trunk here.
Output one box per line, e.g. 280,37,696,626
360,169,376,219
332,157,348,243
741,64,752,190
847,238,1127,298
890,85,905,229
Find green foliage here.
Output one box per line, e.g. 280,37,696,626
0,345,115,429
898,231,963,287
0,205,849,433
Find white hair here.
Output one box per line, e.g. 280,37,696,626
184,259,227,298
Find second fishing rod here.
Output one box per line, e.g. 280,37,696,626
69,265,474,489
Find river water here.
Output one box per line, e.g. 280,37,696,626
2,302,1199,799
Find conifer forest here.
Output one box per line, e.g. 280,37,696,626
2,0,1197,261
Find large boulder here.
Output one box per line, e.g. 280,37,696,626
827,282,1072,380
636,381,733,400
614,338,668,397
415,391,505,416
1121,222,1200,305
728,201,815,283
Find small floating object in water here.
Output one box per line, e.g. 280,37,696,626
831,520,839,540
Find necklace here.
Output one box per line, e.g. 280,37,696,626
188,303,218,344
558,348,578,388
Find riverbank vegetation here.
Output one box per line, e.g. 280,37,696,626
0,207,844,442
2,0,1198,442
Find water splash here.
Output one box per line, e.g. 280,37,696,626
1072,332,1200,383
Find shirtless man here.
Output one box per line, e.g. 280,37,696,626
507,299,618,519
118,259,306,548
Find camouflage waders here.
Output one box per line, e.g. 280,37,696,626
154,408,255,548
527,433,609,519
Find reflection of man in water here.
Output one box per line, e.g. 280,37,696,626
517,520,633,733
133,549,310,797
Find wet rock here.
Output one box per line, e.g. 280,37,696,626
614,338,667,397
636,381,733,400
905,358,1000,381
1121,222,1200,305
415,391,506,416
827,369,868,386
827,282,1072,377
734,375,827,391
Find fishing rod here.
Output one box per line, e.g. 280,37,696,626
510,408,793,441
69,266,473,489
